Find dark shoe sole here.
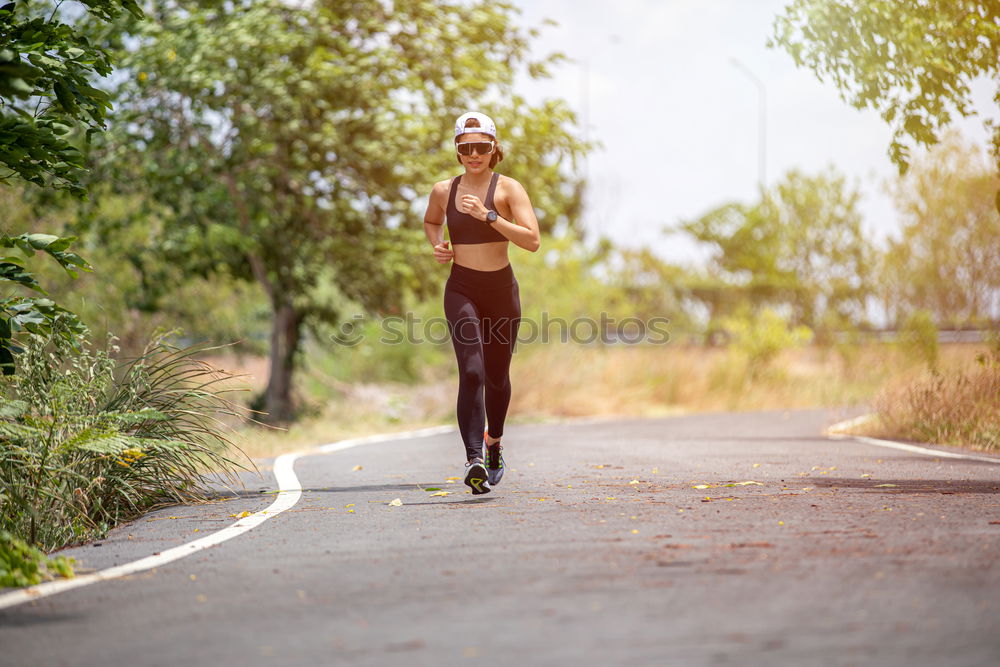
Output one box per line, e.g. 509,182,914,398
465,463,491,495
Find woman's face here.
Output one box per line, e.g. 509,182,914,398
456,131,494,174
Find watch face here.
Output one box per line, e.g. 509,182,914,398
487,210,497,222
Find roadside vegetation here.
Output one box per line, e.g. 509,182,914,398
866,342,1000,452
0,329,251,551
0,2,251,586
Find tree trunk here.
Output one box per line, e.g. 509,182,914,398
263,301,303,424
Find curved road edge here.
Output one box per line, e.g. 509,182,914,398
0,424,455,611
827,414,1000,465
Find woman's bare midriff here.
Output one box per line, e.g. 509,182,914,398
452,241,510,271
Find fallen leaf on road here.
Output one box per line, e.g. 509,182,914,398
352,465,363,471
388,498,403,507
229,511,251,518
875,484,898,488
752,463,761,468
861,474,872,478
430,491,450,497
425,488,442,492
651,468,659,474
629,479,640,485
631,529,639,534
346,503,355,508
445,477,460,481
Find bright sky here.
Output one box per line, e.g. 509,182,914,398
511,0,997,265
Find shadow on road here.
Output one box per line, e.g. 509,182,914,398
303,485,498,506
301,483,460,494
809,477,1000,494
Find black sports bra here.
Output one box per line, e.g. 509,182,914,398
446,173,507,244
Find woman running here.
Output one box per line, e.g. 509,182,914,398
422,111,541,495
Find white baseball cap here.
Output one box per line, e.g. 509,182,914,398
454,111,496,139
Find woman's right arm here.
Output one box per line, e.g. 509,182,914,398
423,180,453,264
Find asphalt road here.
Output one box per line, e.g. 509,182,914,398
2,408,999,667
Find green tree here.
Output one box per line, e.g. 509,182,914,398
679,168,872,335
771,1,1000,208
82,1,588,423
605,245,697,335
0,1,143,372
769,169,871,329
880,132,1000,327
1,0,142,194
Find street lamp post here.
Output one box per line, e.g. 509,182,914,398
730,57,767,189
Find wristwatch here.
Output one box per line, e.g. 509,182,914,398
485,210,498,223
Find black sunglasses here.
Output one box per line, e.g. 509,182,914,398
456,140,495,156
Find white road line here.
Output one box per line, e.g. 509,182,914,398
0,424,455,611
830,433,1000,464
826,415,1000,465
825,413,876,433
317,425,454,453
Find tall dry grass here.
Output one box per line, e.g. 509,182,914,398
220,341,990,458
872,346,1000,451
508,341,941,418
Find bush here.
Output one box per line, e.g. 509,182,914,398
0,327,252,552
722,308,813,379
899,309,939,370
0,530,75,588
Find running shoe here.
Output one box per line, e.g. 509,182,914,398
464,457,491,495
485,431,505,486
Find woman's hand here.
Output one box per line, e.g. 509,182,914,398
433,240,454,264
459,194,489,221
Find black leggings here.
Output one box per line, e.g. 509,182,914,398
444,262,521,461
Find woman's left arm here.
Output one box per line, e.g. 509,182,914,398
498,179,541,252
